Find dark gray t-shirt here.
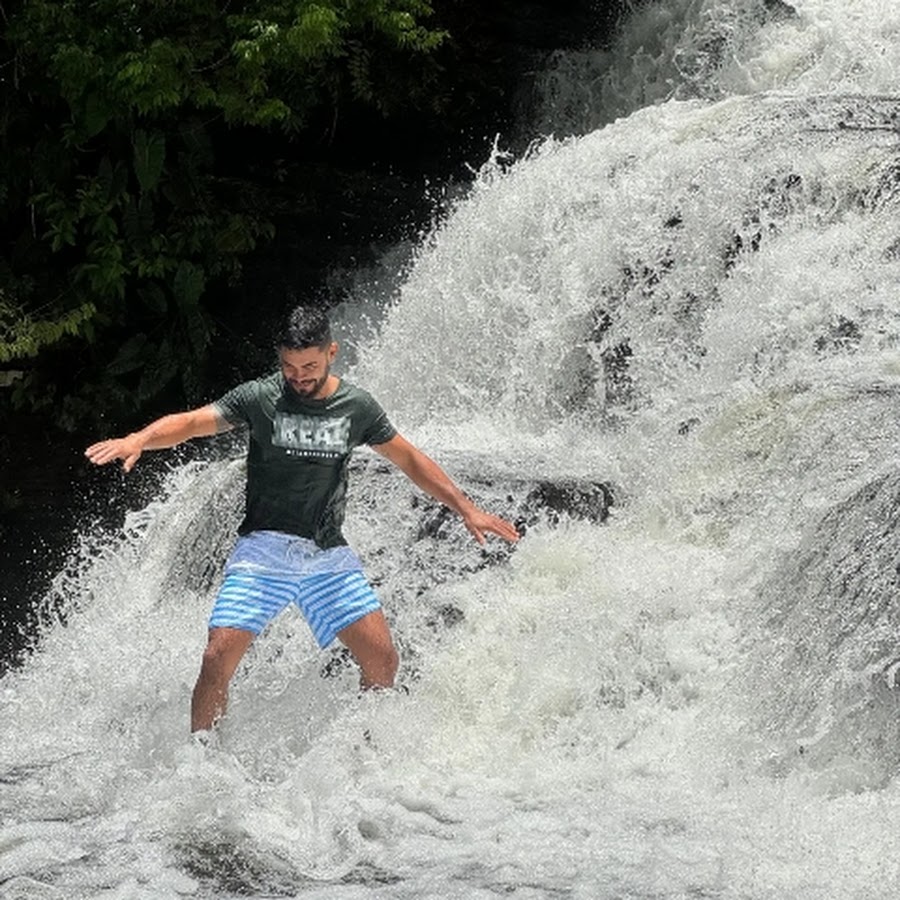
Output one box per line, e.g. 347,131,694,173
213,373,397,548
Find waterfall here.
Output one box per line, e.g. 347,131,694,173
4,1,900,897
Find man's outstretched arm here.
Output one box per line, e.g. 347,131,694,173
372,434,520,546
84,405,231,473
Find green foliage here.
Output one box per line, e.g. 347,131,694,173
0,298,97,363
133,131,167,195
0,0,446,427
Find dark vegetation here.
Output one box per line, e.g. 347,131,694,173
0,0,625,668
0,0,614,434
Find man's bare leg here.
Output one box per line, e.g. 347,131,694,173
337,609,399,690
191,627,255,732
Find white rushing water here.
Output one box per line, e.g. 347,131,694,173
5,0,900,896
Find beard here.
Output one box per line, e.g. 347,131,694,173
286,365,330,399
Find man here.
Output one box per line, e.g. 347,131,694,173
85,305,519,734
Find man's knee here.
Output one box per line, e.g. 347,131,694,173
337,612,399,686
199,627,254,679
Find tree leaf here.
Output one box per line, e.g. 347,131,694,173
137,337,179,400
172,260,206,309
106,333,149,375
81,92,110,138
133,129,166,194
139,283,168,314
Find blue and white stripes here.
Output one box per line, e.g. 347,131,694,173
209,570,381,647
207,531,382,647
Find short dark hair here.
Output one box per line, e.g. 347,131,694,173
276,305,332,350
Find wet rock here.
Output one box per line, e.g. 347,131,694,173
557,343,601,412
411,471,613,546
601,339,634,406
557,304,634,412
520,479,613,528
321,646,354,679
664,212,684,229
746,469,900,785
764,0,798,18
414,501,458,541
814,315,861,352
425,603,466,630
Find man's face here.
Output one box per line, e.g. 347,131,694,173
279,343,337,399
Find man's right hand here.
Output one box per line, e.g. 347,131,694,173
84,406,229,473
84,435,145,472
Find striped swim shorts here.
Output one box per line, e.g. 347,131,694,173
208,531,382,648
